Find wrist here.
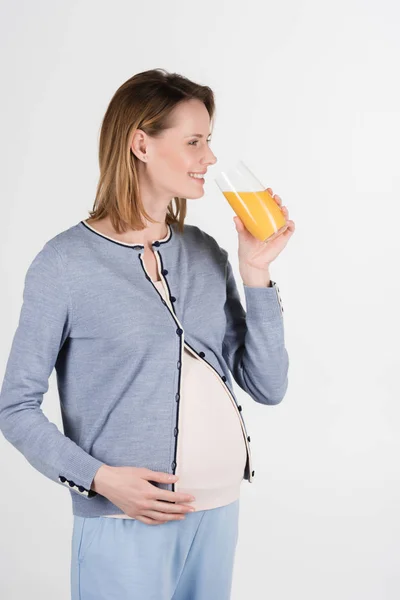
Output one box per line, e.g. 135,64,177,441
91,464,114,494
241,268,271,287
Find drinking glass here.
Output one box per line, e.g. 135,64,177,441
214,160,287,242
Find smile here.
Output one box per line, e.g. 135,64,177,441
188,173,205,183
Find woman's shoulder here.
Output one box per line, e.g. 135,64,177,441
183,223,227,260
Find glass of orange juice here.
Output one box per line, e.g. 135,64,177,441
214,160,288,242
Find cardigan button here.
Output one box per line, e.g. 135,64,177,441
176,328,183,336
221,375,227,382
162,269,168,275
252,470,255,477
177,360,181,369
247,435,251,442
170,296,176,302
59,476,66,483
238,405,242,411
153,241,161,247
199,351,205,358
171,461,176,469
68,480,75,487
161,299,166,305
175,393,180,401
174,427,179,436
78,486,85,492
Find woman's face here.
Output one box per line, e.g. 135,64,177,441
133,98,218,199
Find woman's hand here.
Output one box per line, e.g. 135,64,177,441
233,188,295,280
92,465,196,525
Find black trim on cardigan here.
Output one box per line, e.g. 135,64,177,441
79,220,173,248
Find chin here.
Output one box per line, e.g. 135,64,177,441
183,188,206,199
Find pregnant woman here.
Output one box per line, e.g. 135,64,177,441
0,68,295,600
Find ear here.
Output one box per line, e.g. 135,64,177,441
130,129,148,162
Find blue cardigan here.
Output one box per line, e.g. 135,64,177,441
0,220,288,517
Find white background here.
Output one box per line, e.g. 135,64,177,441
0,0,399,598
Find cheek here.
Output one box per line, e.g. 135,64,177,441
165,150,192,173
155,142,193,178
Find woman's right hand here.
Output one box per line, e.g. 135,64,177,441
91,465,196,525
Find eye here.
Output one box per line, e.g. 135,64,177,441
188,138,212,146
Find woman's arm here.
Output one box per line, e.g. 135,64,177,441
221,252,289,405
0,241,104,497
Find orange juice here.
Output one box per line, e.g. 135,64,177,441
222,189,287,242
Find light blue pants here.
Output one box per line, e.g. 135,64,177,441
70,498,240,600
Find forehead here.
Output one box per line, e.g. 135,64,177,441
168,99,211,134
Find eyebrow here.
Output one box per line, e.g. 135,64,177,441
184,133,212,138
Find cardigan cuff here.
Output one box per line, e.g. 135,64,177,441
243,280,284,319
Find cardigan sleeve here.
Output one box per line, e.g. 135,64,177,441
221,252,289,405
0,241,104,498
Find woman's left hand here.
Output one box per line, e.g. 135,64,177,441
234,188,295,271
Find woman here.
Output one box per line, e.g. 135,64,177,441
0,68,295,599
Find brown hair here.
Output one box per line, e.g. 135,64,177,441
87,68,216,234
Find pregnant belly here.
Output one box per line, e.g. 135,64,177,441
174,347,248,510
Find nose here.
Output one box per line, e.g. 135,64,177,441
203,148,218,167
